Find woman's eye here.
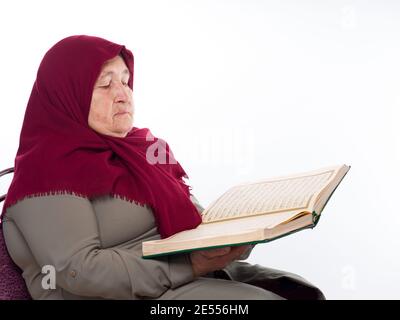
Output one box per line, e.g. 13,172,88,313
98,81,128,88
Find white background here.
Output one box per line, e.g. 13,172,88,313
1,0,399,299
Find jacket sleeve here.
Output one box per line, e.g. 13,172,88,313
4,194,195,300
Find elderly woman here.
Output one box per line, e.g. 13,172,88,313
1,35,325,300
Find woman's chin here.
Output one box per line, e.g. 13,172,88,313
114,125,133,137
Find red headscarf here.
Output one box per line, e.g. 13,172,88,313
0,35,202,238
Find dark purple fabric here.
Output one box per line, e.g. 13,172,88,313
0,222,31,300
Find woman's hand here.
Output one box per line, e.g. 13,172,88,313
189,245,252,278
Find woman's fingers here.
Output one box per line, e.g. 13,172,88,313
199,247,231,259
201,245,251,259
223,245,251,261
190,245,253,277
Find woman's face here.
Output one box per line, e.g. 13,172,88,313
88,55,134,138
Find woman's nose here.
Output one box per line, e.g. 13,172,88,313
113,82,129,102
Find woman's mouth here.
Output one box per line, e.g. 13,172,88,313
115,112,129,116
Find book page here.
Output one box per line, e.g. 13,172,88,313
168,209,309,242
201,169,335,223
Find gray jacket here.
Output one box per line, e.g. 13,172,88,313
2,193,252,300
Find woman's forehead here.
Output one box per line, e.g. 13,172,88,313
102,55,126,68
99,69,130,80
99,56,130,76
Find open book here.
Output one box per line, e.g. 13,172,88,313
142,164,350,258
